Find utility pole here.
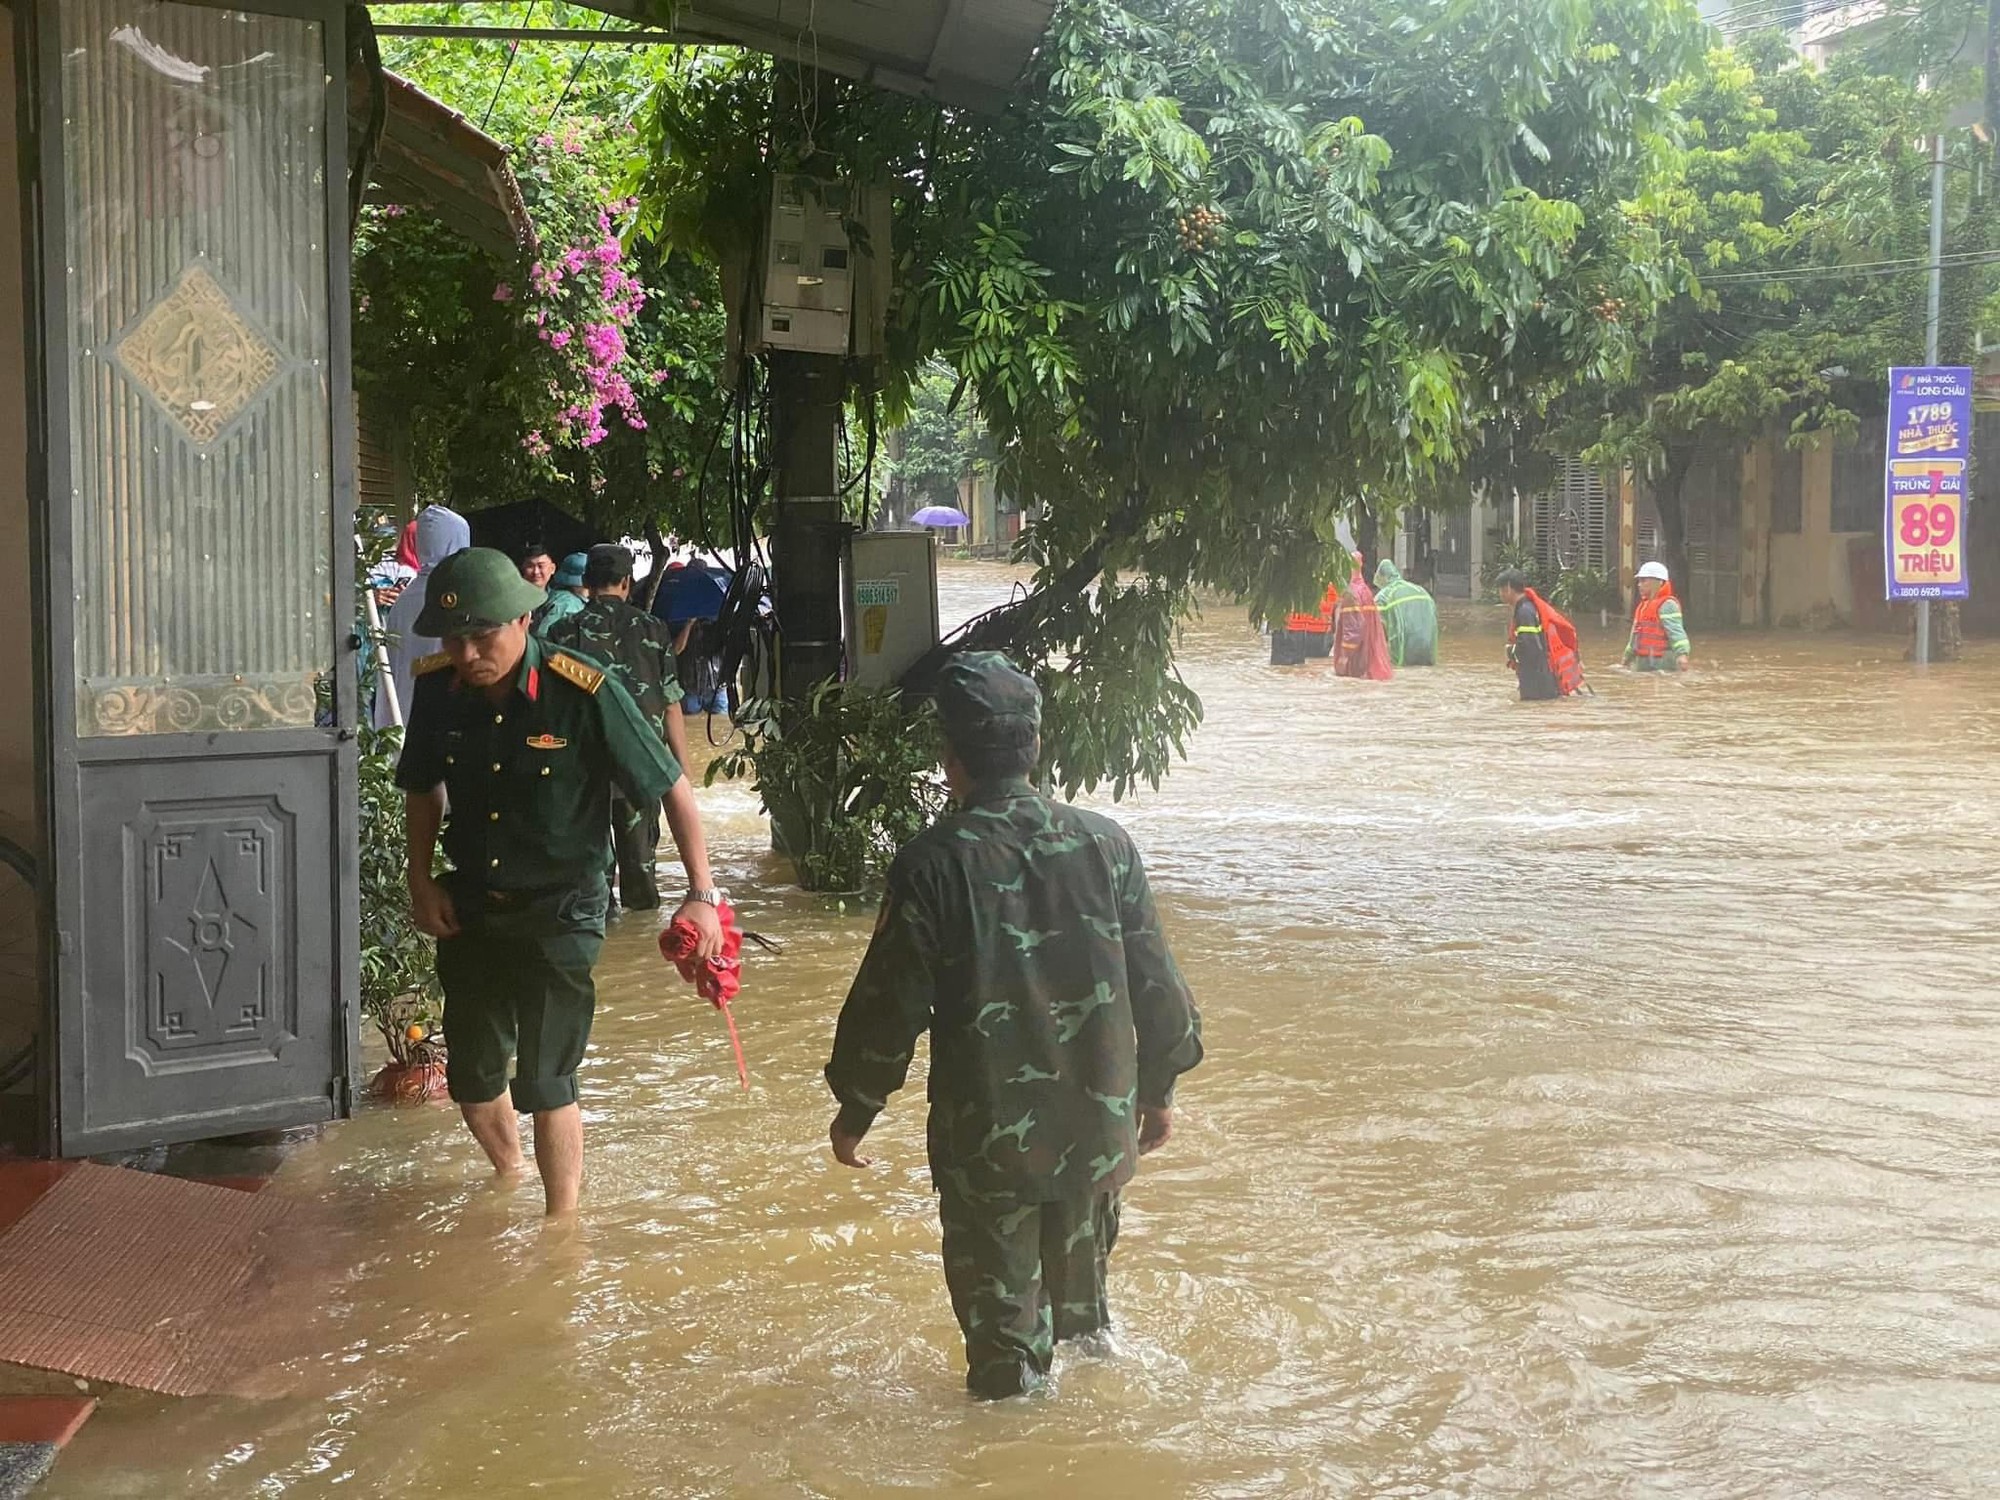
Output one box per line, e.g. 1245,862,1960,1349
768,351,847,696
1918,132,1947,667
766,68,849,702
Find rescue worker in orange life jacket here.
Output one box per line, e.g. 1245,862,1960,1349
1623,560,1691,673
1496,568,1560,701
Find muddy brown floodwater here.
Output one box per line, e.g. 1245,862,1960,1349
39,563,2000,1499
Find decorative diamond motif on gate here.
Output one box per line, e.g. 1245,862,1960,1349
114,263,281,446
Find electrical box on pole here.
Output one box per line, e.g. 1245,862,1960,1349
757,175,855,356
845,532,941,690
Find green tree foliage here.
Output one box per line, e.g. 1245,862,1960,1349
635,0,1708,797
1553,35,1952,585
353,10,726,537
892,361,989,515
709,685,950,892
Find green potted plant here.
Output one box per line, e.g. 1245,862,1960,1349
358,726,448,1102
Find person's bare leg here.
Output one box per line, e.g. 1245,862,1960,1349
532,1104,584,1216
461,1097,526,1177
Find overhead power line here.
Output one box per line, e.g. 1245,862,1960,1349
479,0,537,130
1697,248,2000,284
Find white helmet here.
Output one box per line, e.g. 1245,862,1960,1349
1636,561,1670,583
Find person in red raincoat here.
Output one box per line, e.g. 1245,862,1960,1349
1331,567,1394,680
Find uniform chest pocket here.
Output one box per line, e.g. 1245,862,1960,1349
515,733,581,804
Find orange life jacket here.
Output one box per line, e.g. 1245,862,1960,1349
1284,583,1340,635
1518,588,1585,696
1631,582,1676,659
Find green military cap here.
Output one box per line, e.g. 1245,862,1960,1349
415,547,550,637
935,651,1042,748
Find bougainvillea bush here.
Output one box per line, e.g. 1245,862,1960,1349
352,117,724,535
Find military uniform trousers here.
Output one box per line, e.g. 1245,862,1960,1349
938,1188,1121,1399
436,877,609,1113
609,791,662,911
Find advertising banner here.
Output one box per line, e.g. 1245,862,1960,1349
1884,366,1972,602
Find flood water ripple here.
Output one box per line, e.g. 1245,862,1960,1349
40,563,2000,1499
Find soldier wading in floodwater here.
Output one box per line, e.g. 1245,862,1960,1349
544,544,692,913
397,548,723,1216
824,653,1204,1400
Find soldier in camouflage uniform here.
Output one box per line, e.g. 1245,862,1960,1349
824,653,1204,1400
545,545,690,911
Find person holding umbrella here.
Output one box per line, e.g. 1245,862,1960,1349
909,503,971,533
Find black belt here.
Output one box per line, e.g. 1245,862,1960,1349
476,883,571,910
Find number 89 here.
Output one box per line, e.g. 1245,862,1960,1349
1901,503,1958,548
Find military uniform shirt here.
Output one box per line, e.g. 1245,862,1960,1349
533,589,586,637
543,595,686,734
826,780,1203,1203
394,632,683,891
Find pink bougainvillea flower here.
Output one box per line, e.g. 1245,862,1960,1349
550,329,572,349
594,238,622,266
493,282,513,303
563,246,588,275
582,323,625,365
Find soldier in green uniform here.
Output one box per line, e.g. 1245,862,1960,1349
396,549,724,1216
824,652,1204,1400
544,544,690,911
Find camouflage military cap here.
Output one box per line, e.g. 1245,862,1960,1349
935,651,1042,749
414,547,550,637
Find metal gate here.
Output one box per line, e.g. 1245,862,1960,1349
1530,458,1612,574
21,0,356,1153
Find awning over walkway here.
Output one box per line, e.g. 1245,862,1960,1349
354,72,535,262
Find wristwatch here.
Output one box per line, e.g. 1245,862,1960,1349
685,887,723,908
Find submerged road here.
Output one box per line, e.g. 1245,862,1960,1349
42,564,2000,1498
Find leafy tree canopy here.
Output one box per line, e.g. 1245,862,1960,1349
1548,31,1963,583
634,0,1709,795
355,6,725,539
891,361,990,516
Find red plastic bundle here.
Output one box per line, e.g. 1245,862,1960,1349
660,902,749,1088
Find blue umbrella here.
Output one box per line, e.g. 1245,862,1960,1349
909,504,970,528
654,562,731,625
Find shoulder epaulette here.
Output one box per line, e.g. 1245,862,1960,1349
548,652,604,694
413,651,452,677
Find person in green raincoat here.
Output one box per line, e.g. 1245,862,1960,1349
1372,559,1438,667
